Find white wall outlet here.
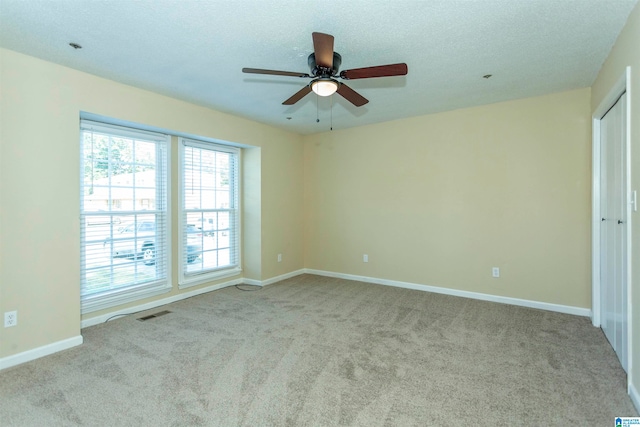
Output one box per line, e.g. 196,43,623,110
277,253,282,263
4,311,17,328
363,254,369,263
492,267,500,278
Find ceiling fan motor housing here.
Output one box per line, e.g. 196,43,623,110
308,52,342,77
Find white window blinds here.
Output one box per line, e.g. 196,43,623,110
80,120,170,312
179,138,240,286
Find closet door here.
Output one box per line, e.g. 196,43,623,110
599,92,627,372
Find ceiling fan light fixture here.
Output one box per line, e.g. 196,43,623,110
311,79,339,97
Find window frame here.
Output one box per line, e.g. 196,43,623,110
178,138,242,288
80,120,171,313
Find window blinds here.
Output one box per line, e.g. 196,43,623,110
180,138,240,285
80,120,170,312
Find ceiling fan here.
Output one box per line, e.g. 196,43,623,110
242,32,408,107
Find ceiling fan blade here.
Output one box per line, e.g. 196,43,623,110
340,63,408,80
312,32,334,69
336,83,368,107
242,68,310,78
283,85,312,105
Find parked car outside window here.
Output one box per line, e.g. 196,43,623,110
104,221,201,265
195,218,215,236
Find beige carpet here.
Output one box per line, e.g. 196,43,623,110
0,274,637,426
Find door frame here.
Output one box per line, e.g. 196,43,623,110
592,66,632,385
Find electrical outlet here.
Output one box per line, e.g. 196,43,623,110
4,311,17,328
363,254,369,263
492,267,500,278
277,253,282,262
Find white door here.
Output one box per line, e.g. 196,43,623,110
599,92,627,372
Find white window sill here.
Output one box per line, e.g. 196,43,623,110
179,267,242,290
81,281,172,314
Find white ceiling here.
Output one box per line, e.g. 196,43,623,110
0,0,637,135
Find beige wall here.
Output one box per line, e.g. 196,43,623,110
0,48,304,358
304,88,592,308
591,1,640,398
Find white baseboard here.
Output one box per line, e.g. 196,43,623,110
630,381,640,414
304,269,592,317
262,269,306,286
242,269,306,287
0,335,83,371
81,277,243,328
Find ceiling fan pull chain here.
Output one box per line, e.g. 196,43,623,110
330,95,333,131
316,93,319,123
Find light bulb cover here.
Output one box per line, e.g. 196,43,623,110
311,79,339,97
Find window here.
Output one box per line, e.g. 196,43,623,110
179,138,240,287
80,120,170,313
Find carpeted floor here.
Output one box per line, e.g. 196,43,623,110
0,274,637,426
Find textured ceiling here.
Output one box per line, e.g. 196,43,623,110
0,0,637,135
